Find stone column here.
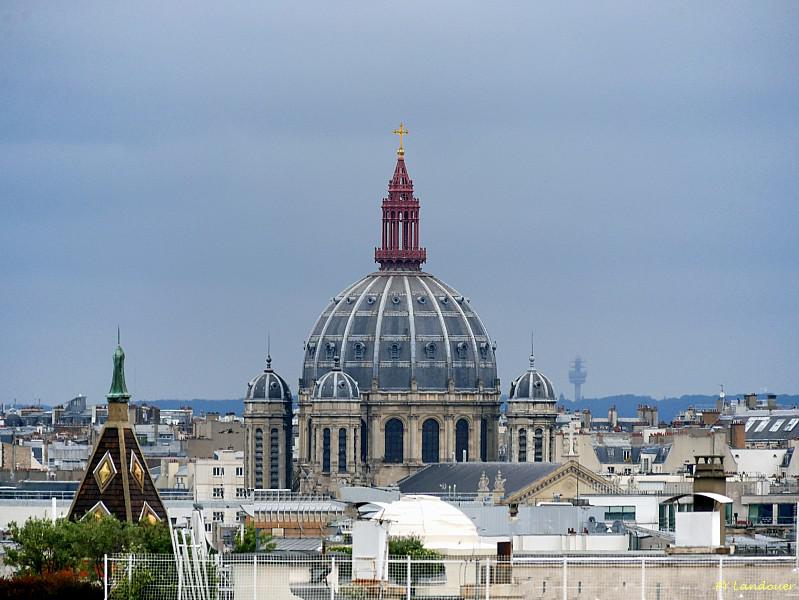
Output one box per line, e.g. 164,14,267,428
409,415,418,464
444,415,454,462
371,415,381,461
353,426,358,475
509,424,515,463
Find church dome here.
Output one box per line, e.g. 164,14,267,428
246,356,292,402
510,355,555,401
302,271,497,393
301,138,498,395
313,358,360,400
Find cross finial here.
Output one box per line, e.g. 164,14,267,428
393,122,408,156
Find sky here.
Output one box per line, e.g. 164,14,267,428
1,2,797,405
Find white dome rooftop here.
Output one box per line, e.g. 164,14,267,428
364,495,486,551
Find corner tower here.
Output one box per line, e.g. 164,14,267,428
68,338,167,523
506,339,558,463
243,354,294,490
298,127,501,490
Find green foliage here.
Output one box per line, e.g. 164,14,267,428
388,536,442,560
0,571,102,600
232,523,276,553
108,566,153,600
5,516,173,581
126,521,174,554
4,518,78,575
327,545,352,555
387,536,444,583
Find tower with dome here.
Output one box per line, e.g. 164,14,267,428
243,125,557,494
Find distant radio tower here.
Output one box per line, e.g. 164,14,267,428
569,356,587,402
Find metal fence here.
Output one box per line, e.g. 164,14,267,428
104,553,799,600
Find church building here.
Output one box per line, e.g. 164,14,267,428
244,125,559,494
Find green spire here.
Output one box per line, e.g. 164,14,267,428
107,329,131,401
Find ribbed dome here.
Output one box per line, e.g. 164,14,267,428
313,358,360,400
246,357,292,401
510,355,555,401
302,271,498,393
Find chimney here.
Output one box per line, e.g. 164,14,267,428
702,409,720,427
767,394,777,410
581,409,591,431
730,420,745,449
745,393,758,410
608,405,618,428
692,455,728,544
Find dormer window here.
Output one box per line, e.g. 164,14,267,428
307,342,316,357
366,296,376,305
325,342,336,360
389,343,401,360
479,342,489,360
392,295,401,305
456,342,468,359
353,342,366,360
424,342,437,359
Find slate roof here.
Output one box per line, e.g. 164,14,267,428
721,414,799,442
594,445,671,464
594,446,641,464
398,462,559,497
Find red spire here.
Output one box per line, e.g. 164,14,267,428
374,125,427,271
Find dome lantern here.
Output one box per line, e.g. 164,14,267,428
374,123,427,271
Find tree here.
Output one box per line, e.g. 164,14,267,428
4,518,77,575
232,523,275,553
125,521,173,554
387,536,444,583
5,516,174,581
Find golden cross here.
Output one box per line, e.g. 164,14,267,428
392,122,408,155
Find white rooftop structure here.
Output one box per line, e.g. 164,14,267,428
362,494,493,552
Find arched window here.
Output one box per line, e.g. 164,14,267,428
389,343,401,360
322,428,331,473
325,342,336,359
456,419,469,462
269,428,279,488
519,429,527,462
480,418,488,462
338,428,347,473
254,428,264,488
534,428,543,462
384,418,404,464
361,419,368,462
421,419,440,463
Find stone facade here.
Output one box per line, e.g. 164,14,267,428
299,386,501,493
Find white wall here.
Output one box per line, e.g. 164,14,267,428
0,499,69,528
675,512,720,547
512,534,628,553
582,495,662,529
